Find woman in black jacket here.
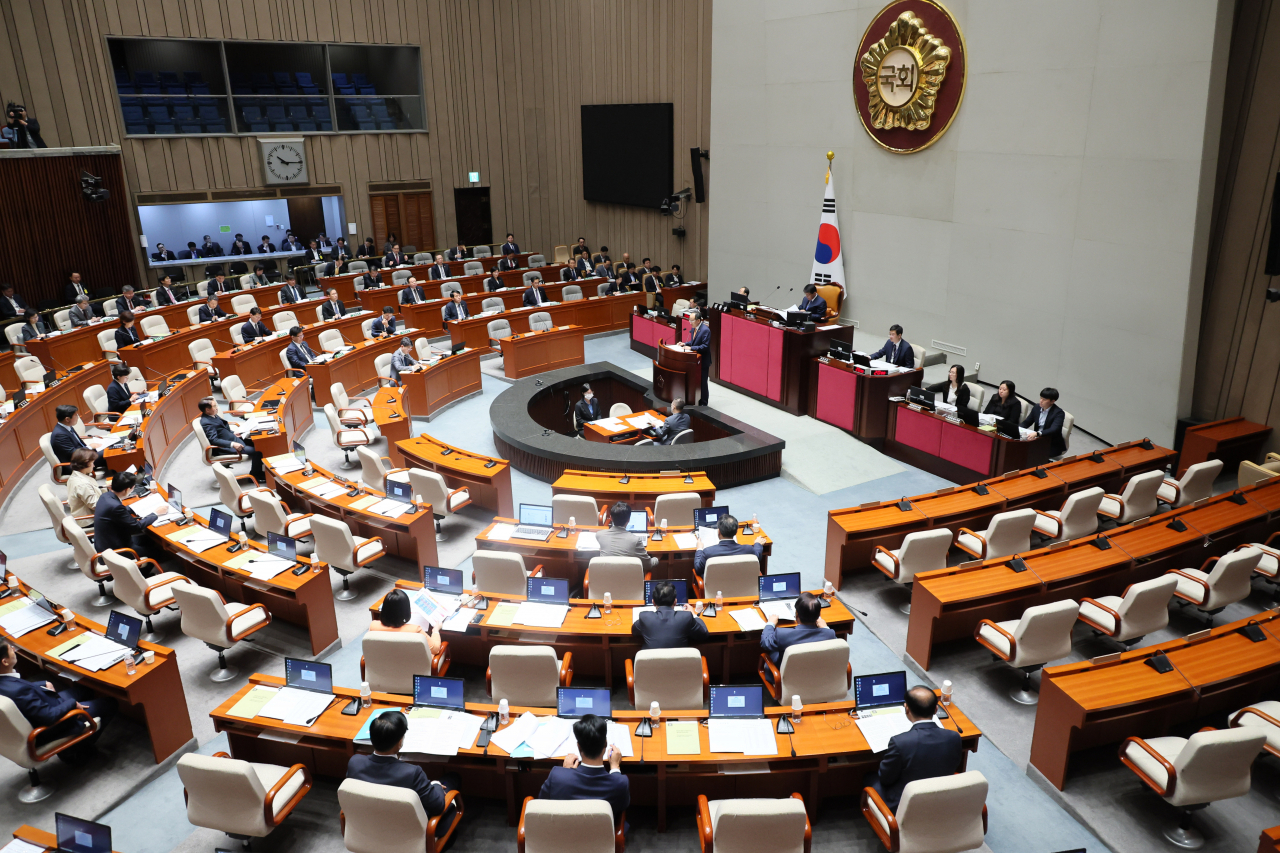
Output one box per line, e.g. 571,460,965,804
983,379,1022,422
927,364,970,410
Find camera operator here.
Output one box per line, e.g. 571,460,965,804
2,104,46,149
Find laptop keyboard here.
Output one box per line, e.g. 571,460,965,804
512,525,553,541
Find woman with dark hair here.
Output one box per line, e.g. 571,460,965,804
927,364,970,409
66,447,102,522
115,310,141,349
983,379,1022,422
369,589,442,653
19,309,46,342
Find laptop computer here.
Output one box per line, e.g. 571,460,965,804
385,476,414,505
854,671,909,716
166,484,183,513
268,532,297,563
526,576,570,605
285,658,333,695
55,813,112,853
512,503,554,541
693,505,730,529
709,684,765,719
208,507,234,541
644,579,688,605
413,675,466,712
558,687,611,718
625,510,649,539
424,566,465,598
11,387,25,408
106,610,143,653
292,440,306,462
757,572,802,620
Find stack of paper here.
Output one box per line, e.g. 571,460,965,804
0,837,46,853
367,498,409,518
665,721,702,754
629,413,664,429
631,606,656,623
487,602,519,627
757,600,795,621
673,532,700,550
402,709,485,756
514,602,569,628
442,607,479,633
166,526,228,552
590,417,627,431
226,685,280,719
697,526,720,548
728,608,767,631
349,495,381,511
88,432,129,450
258,687,335,727
244,554,297,580
855,711,939,753
132,492,182,523
708,718,777,755
488,523,516,541
56,635,132,671
575,531,600,551
267,453,305,474
490,712,540,754
304,481,347,500
299,476,330,490
0,602,56,637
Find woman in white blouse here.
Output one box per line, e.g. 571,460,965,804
65,447,102,524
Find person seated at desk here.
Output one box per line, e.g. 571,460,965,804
597,501,657,570
737,286,750,299
65,447,102,520
447,243,469,261
115,311,142,350
595,262,615,280
384,244,408,268
572,237,590,257
615,265,640,292
200,235,224,257
651,398,690,445
522,274,548,307
369,589,442,654
257,235,276,254
198,295,226,323
574,253,593,276
483,271,503,292
0,639,117,764
286,326,319,377
106,364,144,414
317,233,335,251
346,711,459,822
183,241,201,260
1023,386,1066,456
574,384,599,437
983,379,1021,423
632,581,708,650
497,251,520,273
442,291,469,322
665,265,685,286
389,338,419,385
150,243,176,262
200,396,264,483
19,309,46,342
539,714,629,829
399,278,427,305
562,263,584,282
371,305,399,336
51,405,103,470
116,285,150,314
278,273,304,305
153,275,182,306
304,240,326,266
320,288,346,320
326,238,352,277
502,233,521,255
94,471,160,558
760,592,834,680
205,273,233,296
229,234,251,255
68,295,94,328
280,233,305,252
926,364,970,410
246,263,270,289
357,237,380,264
240,307,270,342
867,324,915,368
693,514,765,579
798,283,827,321
65,272,90,304
866,686,964,812
427,254,450,281
642,266,663,293
0,284,26,321
357,269,385,291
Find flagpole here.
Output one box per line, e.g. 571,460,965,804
826,150,833,183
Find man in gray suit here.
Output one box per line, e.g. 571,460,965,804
68,295,94,327
594,502,656,570
390,337,419,384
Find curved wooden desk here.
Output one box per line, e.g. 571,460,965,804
305,336,415,410
398,345,484,419
398,277,584,337
499,325,585,379
551,470,716,515
397,434,513,518
208,309,383,392
824,439,1179,585
0,573,192,762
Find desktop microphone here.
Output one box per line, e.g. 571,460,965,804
755,281,796,309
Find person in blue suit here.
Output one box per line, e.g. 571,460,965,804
199,396,263,482
286,326,319,377
693,514,765,579
346,711,459,823
441,291,469,323
521,274,548,307
652,398,691,445
0,639,116,762
371,306,399,336
798,283,827,321
760,592,836,677
867,324,915,368
1022,387,1067,457
867,686,964,812
686,309,711,405
240,307,271,342
539,714,629,829
50,405,104,470
631,582,708,650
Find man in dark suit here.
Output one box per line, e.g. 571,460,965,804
867,686,964,812
760,592,836,680
501,233,520,255
51,405,103,469
229,234,251,255
278,273,304,305
200,396,264,482
427,254,450,281
371,306,399,336
346,712,459,821
572,237,590,257
521,274,548,307
357,269,384,291
539,714,629,828
693,514,765,579
280,233,305,252
286,326,319,377
106,364,143,414
447,243,469,261
686,310,711,405
1022,387,1067,456
150,243,177,262
653,398,690,445
0,639,116,762
571,256,591,277
182,242,202,260
240,307,271,342
664,265,685,286
867,324,915,368
257,235,277,253
384,244,408,268
615,266,639,292
573,384,599,436
483,272,503,292
304,240,326,266
206,273,234,296
596,502,656,570
357,237,379,260
561,265,582,282
197,295,226,323
497,251,520,273
442,291,469,323
200,235,225,257
0,284,29,320
632,582,709,650
326,238,352,277
317,233,334,251
797,284,827,322
153,275,182,306
93,471,159,554
116,285,150,314
68,296,94,328
399,278,427,305
320,288,345,320
65,272,90,304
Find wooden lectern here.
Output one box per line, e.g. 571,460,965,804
653,342,700,404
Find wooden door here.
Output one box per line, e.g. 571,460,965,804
371,191,434,254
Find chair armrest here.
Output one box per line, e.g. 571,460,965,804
354,537,385,568
530,564,543,577
89,413,120,425
872,545,900,579
758,654,782,702
974,618,1017,661
792,793,812,853
1097,493,1123,519
28,707,98,762
1032,509,1060,529
956,528,986,557
143,572,189,602
485,666,493,698
860,786,899,852
517,796,535,853
1197,556,1221,572
447,486,471,511
1160,479,1181,504
692,573,706,599
697,794,714,853
226,603,271,642
1078,597,1122,636
426,788,463,850
432,640,450,677
336,406,371,422
702,656,710,702
1119,736,1176,798
1166,568,1211,603
847,662,853,690
336,428,371,446
263,763,312,827
204,446,245,464
560,652,574,687
1267,531,1280,549
1229,705,1280,730
625,658,636,707
225,397,255,408
234,473,259,487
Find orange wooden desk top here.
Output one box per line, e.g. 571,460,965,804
584,409,667,440
1019,536,1133,584
979,469,1067,502
831,502,928,534
12,825,123,852
476,519,771,556
269,456,428,527
1242,477,1280,514
1040,453,1124,486
397,434,509,479
552,469,714,497
912,563,1041,603
1186,417,1272,441
909,486,1006,520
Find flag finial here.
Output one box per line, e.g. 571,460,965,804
826,151,835,161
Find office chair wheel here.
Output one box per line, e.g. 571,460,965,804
334,574,358,601
1010,671,1039,705
20,769,54,803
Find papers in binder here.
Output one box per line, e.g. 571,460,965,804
697,527,721,548
575,531,600,551
727,607,767,632
757,600,795,622
631,606,656,623
708,718,777,755
855,711,939,753
514,602,569,628
267,453,304,474
0,602,56,637
257,686,334,727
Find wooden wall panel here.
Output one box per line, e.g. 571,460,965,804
0,0,711,292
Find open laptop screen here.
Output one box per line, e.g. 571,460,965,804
709,684,764,718
423,566,464,596
208,507,234,539
385,477,413,504
167,485,183,512
693,505,729,528
854,671,908,709
644,579,688,605
558,687,611,718
413,675,466,710
519,504,553,527
285,658,333,694
268,532,297,562
758,572,801,601
526,576,570,605
106,611,142,650
55,813,111,853
625,510,648,533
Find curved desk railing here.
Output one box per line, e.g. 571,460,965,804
397,435,513,518
550,469,716,516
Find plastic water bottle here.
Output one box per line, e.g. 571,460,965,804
823,581,835,601
650,701,661,725
311,553,321,574
124,653,137,675
660,518,668,538
498,698,510,726
238,531,248,549
751,513,759,533
603,592,612,615
715,590,723,610
360,681,372,709
568,516,576,536
791,695,803,724
941,680,953,707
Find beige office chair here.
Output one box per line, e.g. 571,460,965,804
189,339,218,380
670,429,695,445
318,328,346,353
473,245,492,258
39,434,73,484
273,310,298,332
81,384,122,425
357,446,406,490
139,315,169,337
315,303,330,324
339,778,464,853
360,317,378,340
955,508,1037,561
411,253,431,265
527,254,545,267
1058,410,1075,456
52,309,72,331
14,355,46,391
246,490,314,544
310,514,385,601
1097,469,1164,523
177,752,312,844
98,328,120,363
862,771,987,853
212,460,268,533
652,493,701,528
440,282,462,300
172,583,270,682
407,468,470,542
360,632,450,695
671,298,691,313
562,285,583,301
975,599,1080,704
230,294,258,315
5,324,27,353
1158,460,1223,508
100,548,193,642
695,554,761,599
519,799,621,853
697,794,811,853
472,550,541,595
584,556,647,600
463,261,484,277
239,274,256,290
597,283,614,298
186,304,203,326
481,297,504,313
331,381,379,428
529,311,553,331
1078,575,1178,646
39,484,90,570
415,339,436,362
1168,545,1263,620
375,353,395,386
1240,453,1280,487
487,319,512,350
220,375,256,414
759,638,851,704
230,322,246,346
195,280,210,298
1120,727,1266,848
1229,701,1280,758
963,382,985,413
872,528,953,614
278,347,295,375
191,416,246,467
63,517,115,606
0,694,101,802
487,645,573,708
1033,487,1105,541
609,403,632,418
627,648,708,710
552,494,598,526
324,403,377,468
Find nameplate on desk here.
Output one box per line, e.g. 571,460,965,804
907,403,925,413
945,416,961,425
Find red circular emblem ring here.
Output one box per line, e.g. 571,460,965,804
815,223,841,265
853,1,967,154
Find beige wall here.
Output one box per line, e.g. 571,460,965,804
0,0,710,285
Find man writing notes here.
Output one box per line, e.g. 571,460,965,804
867,324,915,368
632,581,708,650
866,686,963,812
1022,387,1067,456
693,514,765,579
346,711,460,825
760,592,834,682
798,283,827,321
596,502,657,570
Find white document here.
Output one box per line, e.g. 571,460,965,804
132,492,177,518
368,498,410,518
488,523,516,542
697,527,720,548
590,417,627,431
0,839,47,853
978,413,997,426
270,456,305,474
673,532,699,550
559,720,636,759
529,716,576,759
708,718,777,756
402,711,476,757
257,686,334,727
490,711,540,754
59,635,131,671
514,602,569,628
246,554,297,580
728,607,767,632
855,711,940,753
0,603,56,637
89,432,130,450
442,607,478,633
169,528,228,551
118,411,143,426
575,531,600,551
308,482,347,500
757,600,796,622
631,605,656,623
410,589,460,632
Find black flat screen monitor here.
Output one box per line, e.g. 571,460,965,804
581,103,673,209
